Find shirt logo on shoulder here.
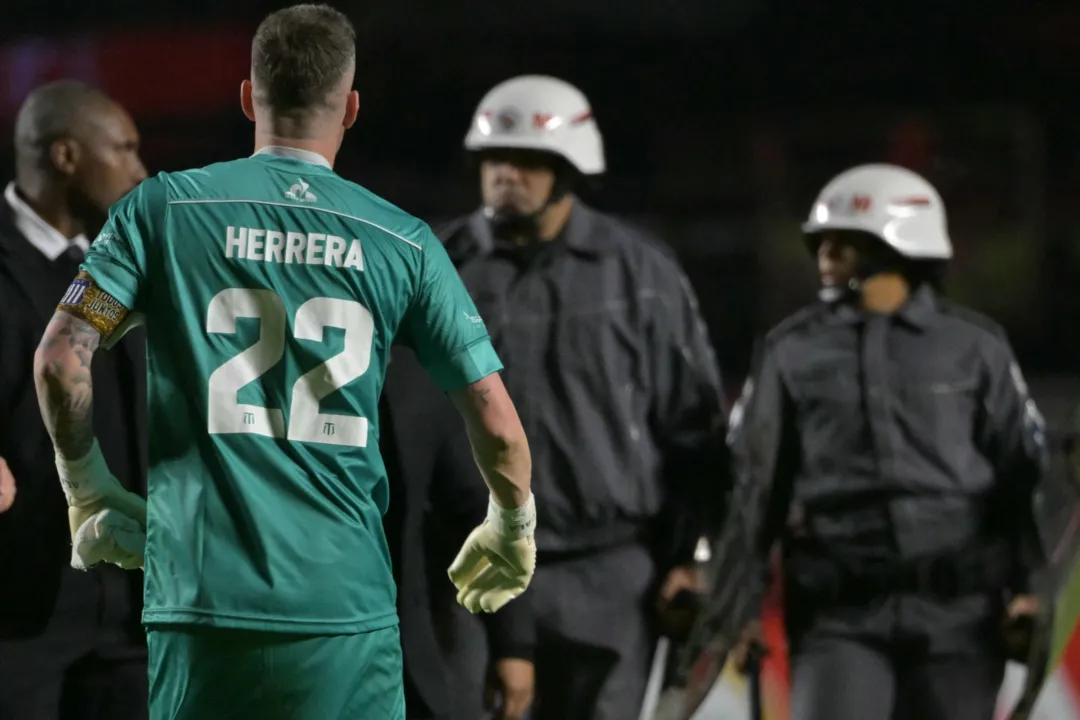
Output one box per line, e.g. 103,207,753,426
463,311,483,324
284,178,317,203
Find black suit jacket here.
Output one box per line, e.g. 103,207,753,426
0,196,148,640
381,347,534,719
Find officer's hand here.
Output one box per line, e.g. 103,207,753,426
730,620,767,675
0,457,16,513
658,565,706,604
485,658,535,720
656,565,705,637
1003,594,1041,662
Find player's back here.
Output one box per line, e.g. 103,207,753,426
137,148,433,633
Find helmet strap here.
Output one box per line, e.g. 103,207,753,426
817,238,906,304
485,158,577,244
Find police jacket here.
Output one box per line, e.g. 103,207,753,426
728,286,1048,609
438,201,730,557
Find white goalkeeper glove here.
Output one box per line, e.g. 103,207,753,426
70,508,145,570
448,493,536,614
56,439,147,571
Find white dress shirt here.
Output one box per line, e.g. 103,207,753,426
4,181,89,260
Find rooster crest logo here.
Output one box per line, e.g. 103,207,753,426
284,178,317,202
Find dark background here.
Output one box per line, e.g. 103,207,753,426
3,0,1080,387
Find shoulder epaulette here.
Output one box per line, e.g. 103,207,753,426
935,299,1008,341
766,304,827,343
432,215,471,244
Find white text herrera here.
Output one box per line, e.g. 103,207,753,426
224,226,364,270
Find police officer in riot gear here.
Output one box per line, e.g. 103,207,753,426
439,75,729,720
726,164,1047,720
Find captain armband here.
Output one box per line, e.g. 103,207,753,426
56,270,131,342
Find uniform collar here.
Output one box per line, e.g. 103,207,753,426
3,182,89,261
252,145,332,169
561,201,618,257
896,283,938,329
468,198,617,259
828,283,938,329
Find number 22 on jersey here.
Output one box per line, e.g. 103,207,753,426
205,288,373,448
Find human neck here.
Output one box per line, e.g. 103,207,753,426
15,176,82,239
535,195,574,242
858,273,911,314
253,127,337,169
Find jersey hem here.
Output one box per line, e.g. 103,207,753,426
141,608,399,635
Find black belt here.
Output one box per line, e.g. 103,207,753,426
536,521,650,562
789,542,1012,606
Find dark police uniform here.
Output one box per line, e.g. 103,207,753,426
727,285,1047,720
439,200,730,720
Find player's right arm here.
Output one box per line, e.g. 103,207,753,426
400,232,534,614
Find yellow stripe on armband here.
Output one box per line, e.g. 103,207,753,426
57,270,130,340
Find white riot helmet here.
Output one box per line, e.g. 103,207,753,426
803,164,953,260
464,75,605,176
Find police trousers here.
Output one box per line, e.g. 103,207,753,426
790,631,1005,720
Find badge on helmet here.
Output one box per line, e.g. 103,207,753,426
803,164,953,260
464,75,606,176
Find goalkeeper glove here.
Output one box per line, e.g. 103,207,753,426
70,508,145,570
56,439,147,570
449,493,536,614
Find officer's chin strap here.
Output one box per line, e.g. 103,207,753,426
818,252,897,304
818,277,860,303
484,204,543,243
484,169,574,244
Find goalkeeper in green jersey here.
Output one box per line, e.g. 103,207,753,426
32,4,535,719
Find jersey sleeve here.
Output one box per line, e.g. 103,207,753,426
80,174,166,311
400,231,503,391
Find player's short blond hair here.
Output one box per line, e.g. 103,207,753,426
251,3,356,113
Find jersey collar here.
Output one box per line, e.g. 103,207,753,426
252,145,332,169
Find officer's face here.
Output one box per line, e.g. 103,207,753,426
817,233,860,288
480,149,557,217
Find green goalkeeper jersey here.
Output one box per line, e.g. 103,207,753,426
80,146,501,633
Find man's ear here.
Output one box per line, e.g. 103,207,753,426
343,89,359,130
240,79,256,122
49,138,80,178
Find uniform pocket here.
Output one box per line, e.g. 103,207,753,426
899,374,978,401
793,366,861,407
898,372,979,437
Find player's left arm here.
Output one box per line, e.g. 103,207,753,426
34,176,160,459
34,273,132,459
33,178,162,572
34,281,147,571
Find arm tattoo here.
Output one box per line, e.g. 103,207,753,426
35,312,101,460
472,385,492,408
